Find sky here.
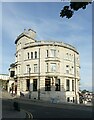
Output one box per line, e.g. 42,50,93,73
0,2,92,91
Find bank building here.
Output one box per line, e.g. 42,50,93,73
8,29,80,103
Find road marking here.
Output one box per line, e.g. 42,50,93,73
21,109,33,119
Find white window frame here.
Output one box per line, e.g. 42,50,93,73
50,49,56,57
34,64,38,73
51,63,56,72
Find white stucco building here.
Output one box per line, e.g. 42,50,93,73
9,29,80,103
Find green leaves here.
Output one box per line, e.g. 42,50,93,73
60,2,91,19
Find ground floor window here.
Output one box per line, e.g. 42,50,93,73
33,79,37,91
73,97,75,103
45,79,51,91
26,79,30,91
67,97,70,102
66,79,70,91
55,79,60,91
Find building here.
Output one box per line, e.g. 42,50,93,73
0,74,9,90
9,29,80,103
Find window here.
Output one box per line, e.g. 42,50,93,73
26,79,30,91
35,51,37,59
45,79,51,91
67,97,70,102
51,63,56,72
55,79,60,91
66,65,69,74
10,71,15,77
46,63,48,72
27,52,29,59
46,50,48,58
50,49,56,57
31,52,33,59
72,80,74,91
26,65,30,73
71,66,74,74
69,54,71,61
73,97,75,103
33,79,37,91
34,64,37,73
18,66,20,74
77,68,79,76
66,53,69,59
66,79,70,91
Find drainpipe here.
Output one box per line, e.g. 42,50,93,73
38,48,40,100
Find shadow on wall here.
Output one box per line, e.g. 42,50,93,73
19,83,66,103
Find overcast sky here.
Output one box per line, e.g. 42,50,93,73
0,2,92,91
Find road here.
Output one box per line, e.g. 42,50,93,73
2,91,93,119
19,101,92,118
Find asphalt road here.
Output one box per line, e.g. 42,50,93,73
19,101,93,119
2,90,93,119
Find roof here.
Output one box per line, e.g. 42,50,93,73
15,29,36,44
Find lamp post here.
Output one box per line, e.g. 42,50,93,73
29,67,31,99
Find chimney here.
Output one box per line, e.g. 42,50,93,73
28,29,36,39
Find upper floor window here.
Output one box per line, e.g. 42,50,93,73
55,79,60,91
50,49,56,57
77,68,79,76
66,53,69,59
27,52,29,59
31,52,33,59
35,51,37,59
18,66,20,74
34,64,37,73
26,64,30,73
46,63,48,72
66,65,69,74
10,71,15,77
71,66,74,74
51,63,56,72
46,50,49,58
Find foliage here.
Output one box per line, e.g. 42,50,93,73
81,89,89,94
60,2,92,19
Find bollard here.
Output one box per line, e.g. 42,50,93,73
13,102,20,111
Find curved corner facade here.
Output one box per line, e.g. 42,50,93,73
10,29,80,103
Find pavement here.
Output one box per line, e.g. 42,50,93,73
15,95,93,112
1,90,32,119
